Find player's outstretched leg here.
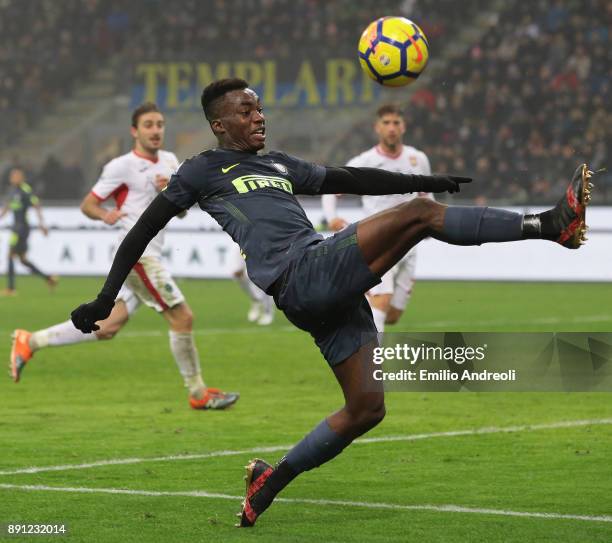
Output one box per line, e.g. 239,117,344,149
18,255,56,288
237,341,383,527
9,302,133,383
10,330,33,382
3,252,17,296
357,163,594,278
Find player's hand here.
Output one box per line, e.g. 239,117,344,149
40,225,49,236
103,209,127,225
154,175,169,192
427,175,472,194
70,295,115,333
329,217,348,232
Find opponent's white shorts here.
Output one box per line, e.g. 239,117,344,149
368,248,416,311
230,243,247,275
117,256,185,313
116,285,140,315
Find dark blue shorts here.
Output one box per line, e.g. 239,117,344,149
272,223,381,367
10,226,29,254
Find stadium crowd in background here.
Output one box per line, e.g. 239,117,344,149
0,0,138,147
0,0,609,204
331,0,611,204
124,0,464,64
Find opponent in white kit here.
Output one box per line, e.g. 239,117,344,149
10,102,239,410
322,104,433,332
231,244,275,326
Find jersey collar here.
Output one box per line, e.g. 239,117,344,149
132,149,159,163
375,144,403,160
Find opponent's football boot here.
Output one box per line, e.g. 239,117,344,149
237,458,274,527
552,163,593,249
10,329,33,383
189,387,239,410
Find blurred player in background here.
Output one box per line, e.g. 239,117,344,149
232,244,274,325
322,104,433,332
10,102,238,410
0,167,57,296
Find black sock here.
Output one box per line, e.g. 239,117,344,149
529,211,558,240
442,206,524,245
8,257,15,290
21,259,49,279
251,419,351,514
250,460,297,515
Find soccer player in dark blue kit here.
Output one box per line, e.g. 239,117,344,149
70,78,593,527
0,167,58,295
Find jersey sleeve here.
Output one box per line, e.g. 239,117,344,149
271,151,325,195
420,152,432,175
161,159,201,209
91,158,126,200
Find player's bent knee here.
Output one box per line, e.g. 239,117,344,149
348,401,386,432
361,403,386,431
169,303,194,331
400,197,439,225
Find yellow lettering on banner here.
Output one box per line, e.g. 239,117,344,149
281,60,320,106
326,59,356,105
235,62,263,88
167,62,193,108
136,63,166,103
196,62,232,94
361,68,375,102
263,61,277,105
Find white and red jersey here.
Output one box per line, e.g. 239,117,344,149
347,144,433,217
90,149,179,257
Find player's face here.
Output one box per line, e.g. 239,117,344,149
9,168,25,186
375,113,405,148
131,112,165,155
215,89,266,152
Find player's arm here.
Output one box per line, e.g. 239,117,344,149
319,167,471,195
80,193,126,225
71,193,182,332
0,202,8,220
32,200,49,236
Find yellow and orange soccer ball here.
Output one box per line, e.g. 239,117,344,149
358,16,429,87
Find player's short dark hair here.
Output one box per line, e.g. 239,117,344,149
376,103,404,118
131,102,162,128
201,78,249,121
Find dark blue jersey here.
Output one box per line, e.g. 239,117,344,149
5,183,39,230
162,148,326,290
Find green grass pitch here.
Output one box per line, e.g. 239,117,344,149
1,277,611,542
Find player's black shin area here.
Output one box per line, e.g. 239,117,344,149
440,206,524,245
252,419,352,512
8,257,15,290
21,259,48,279
284,419,352,473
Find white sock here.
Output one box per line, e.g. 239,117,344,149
169,331,204,394
371,308,386,333
30,320,98,351
262,294,274,315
